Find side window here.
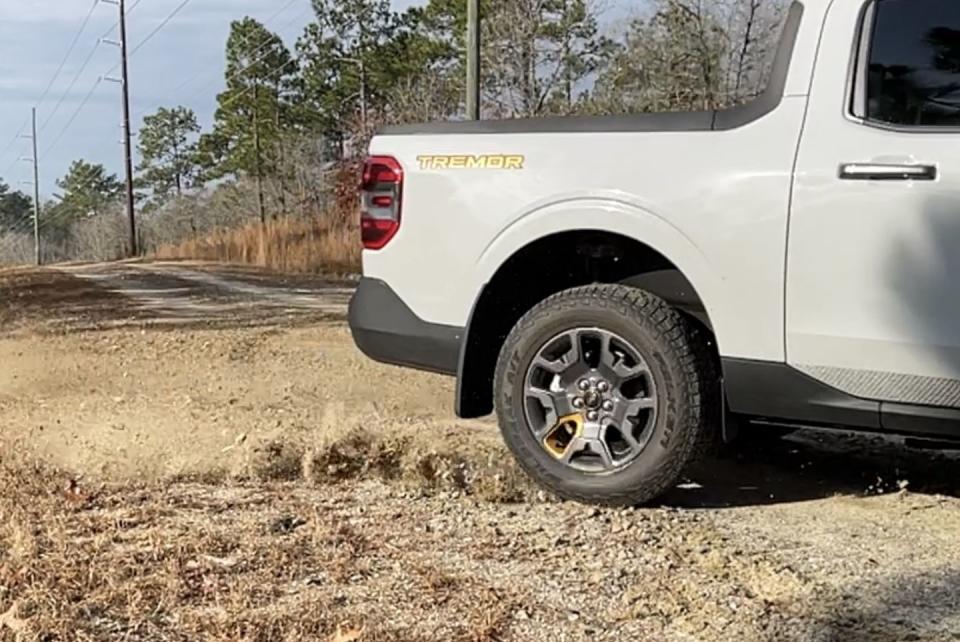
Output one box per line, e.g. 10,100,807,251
865,0,960,127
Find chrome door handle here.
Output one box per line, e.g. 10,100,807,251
839,163,937,181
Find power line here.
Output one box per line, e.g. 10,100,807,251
0,118,29,178
39,209,81,233
41,77,103,160
36,0,101,110
40,40,102,132
4,193,67,233
3,203,40,235
168,4,309,115
219,55,300,112
104,0,193,77
260,0,303,35
0,147,28,185
98,0,144,40
133,0,305,121
34,195,120,233
5,190,77,234
17,0,306,245
5,215,38,237
130,0,192,56
1,158,21,183
4,182,49,236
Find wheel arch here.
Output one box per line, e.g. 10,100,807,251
457,221,723,419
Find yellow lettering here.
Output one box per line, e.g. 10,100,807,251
416,154,525,170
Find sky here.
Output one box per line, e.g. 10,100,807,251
0,0,424,198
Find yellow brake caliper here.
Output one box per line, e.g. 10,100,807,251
543,413,585,460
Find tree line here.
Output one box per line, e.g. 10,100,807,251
0,0,787,262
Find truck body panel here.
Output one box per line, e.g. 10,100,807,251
366,104,807,363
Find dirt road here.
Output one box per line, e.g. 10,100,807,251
1,262,959,642
55,260,354,329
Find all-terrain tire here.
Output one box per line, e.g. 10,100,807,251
494,284,719,506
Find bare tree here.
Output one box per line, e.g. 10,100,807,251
590,0,788,114
0,232,34,265
724,0,788,104
480,0,609,117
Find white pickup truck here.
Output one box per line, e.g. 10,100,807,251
350,0,960,505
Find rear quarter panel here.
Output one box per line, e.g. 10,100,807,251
365,98,806,362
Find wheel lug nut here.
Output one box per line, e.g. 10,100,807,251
578,379,591,391
587,410,600,422
597,381,610,393
603,400,615,412
573,398,585,409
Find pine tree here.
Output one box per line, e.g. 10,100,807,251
297,0,397,155
199,18,298,181
54,160,122,221
0,181,33,233
137,106,201,202
198,18,298,222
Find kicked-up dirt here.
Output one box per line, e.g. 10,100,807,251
1,262,959,642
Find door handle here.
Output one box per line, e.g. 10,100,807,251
839,163,937,181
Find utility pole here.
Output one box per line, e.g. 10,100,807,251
274,81,288,217
253,81,266,225
171,111,182,197
466,0,481,120
104,0,138,256
18,109,41,265
354,25,368,131
118,0,137,256
342,57,368,133
359,58,367,131
29,108,40,265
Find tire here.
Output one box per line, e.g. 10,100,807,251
494,284,719,506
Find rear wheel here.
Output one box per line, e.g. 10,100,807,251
494,284,718,506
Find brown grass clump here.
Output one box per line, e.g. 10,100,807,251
247,423,537,505
154,215,361,275
241,405,538,504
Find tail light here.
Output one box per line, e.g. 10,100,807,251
360,156,403,250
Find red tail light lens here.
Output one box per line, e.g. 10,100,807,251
361,156,403,250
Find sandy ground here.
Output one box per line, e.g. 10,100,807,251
1,262,959,642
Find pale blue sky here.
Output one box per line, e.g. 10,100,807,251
0,0,425,196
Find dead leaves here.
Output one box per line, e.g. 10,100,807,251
0,602,27,635
327,625,364,642
62,478,99,507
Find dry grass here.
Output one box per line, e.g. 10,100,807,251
154,216,361,275
0,455,522,642
0,407,538,640
0,443,854,642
